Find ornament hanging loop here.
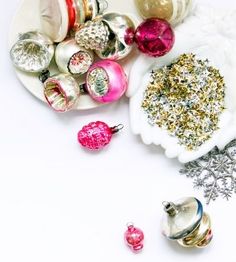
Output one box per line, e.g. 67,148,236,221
111,124,124,134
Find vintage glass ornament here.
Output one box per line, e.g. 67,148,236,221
133,18,175,57
10,31,54,73
162,197,213,248
55,38,94,75
124,223,144,252
44,74,80,112
78,121,124,150
135,0,194,25
40,0,108,42
76,14,174,58
75,13,135,60
86,60,127,103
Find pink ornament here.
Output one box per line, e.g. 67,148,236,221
124,223,144,252
86,60,127,103
78,121,124,150
133,18,175,57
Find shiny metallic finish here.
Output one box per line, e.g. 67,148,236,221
55,38,94,75
10,31,54,73
178,213,212,247
75,19,110,51
44,74,80,112
75,13,135,60
162,197,203,240
162,197,213,248
96,13,135,60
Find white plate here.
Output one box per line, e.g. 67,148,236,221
9,0,141,110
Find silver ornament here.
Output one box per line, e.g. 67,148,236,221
55,38,94,76
10,31,54,73
75,13,135,60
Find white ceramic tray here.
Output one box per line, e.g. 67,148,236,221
9,0,141,110
127,4,236,163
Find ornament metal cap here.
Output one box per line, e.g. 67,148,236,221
10,31,54,73
75,12,135,60
161,197,213,248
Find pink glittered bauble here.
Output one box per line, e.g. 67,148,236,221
124,224,144,252
78,121,113,150
134,18,175,57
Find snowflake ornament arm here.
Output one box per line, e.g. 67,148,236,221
180,140,236,204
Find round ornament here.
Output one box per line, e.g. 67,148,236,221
10,31,54,73
134,0,194,25
55,38,94,76
86,60,128,103
134,18,175,57
124,223,144,252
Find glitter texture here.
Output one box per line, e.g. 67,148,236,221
78,121,113,150
142,53,226,150
87,67,109,97
68,51,93,75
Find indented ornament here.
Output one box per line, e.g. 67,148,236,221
124,223,144,252
162,197,213,248
78,121,124,150
10,31,54,73
134,0,194,25
44,74,80,112
55,38,94,75
180,140,236,204
86,60,127,103
75,13,136,60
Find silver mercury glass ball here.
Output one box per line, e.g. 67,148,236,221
55,38,94,76
10,31,54,73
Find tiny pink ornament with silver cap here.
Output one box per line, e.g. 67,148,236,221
124,223,144,253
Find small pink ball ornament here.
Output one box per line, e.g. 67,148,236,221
78,121,124,150
86,60,128,103
124,223,144,252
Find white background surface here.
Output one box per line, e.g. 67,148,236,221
1,0,236,261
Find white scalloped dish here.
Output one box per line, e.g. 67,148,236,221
127,5,236,163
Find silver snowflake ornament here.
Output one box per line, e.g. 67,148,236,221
180,140,236,204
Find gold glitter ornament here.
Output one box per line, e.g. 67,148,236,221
142,53,225,151
134,0,194,25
